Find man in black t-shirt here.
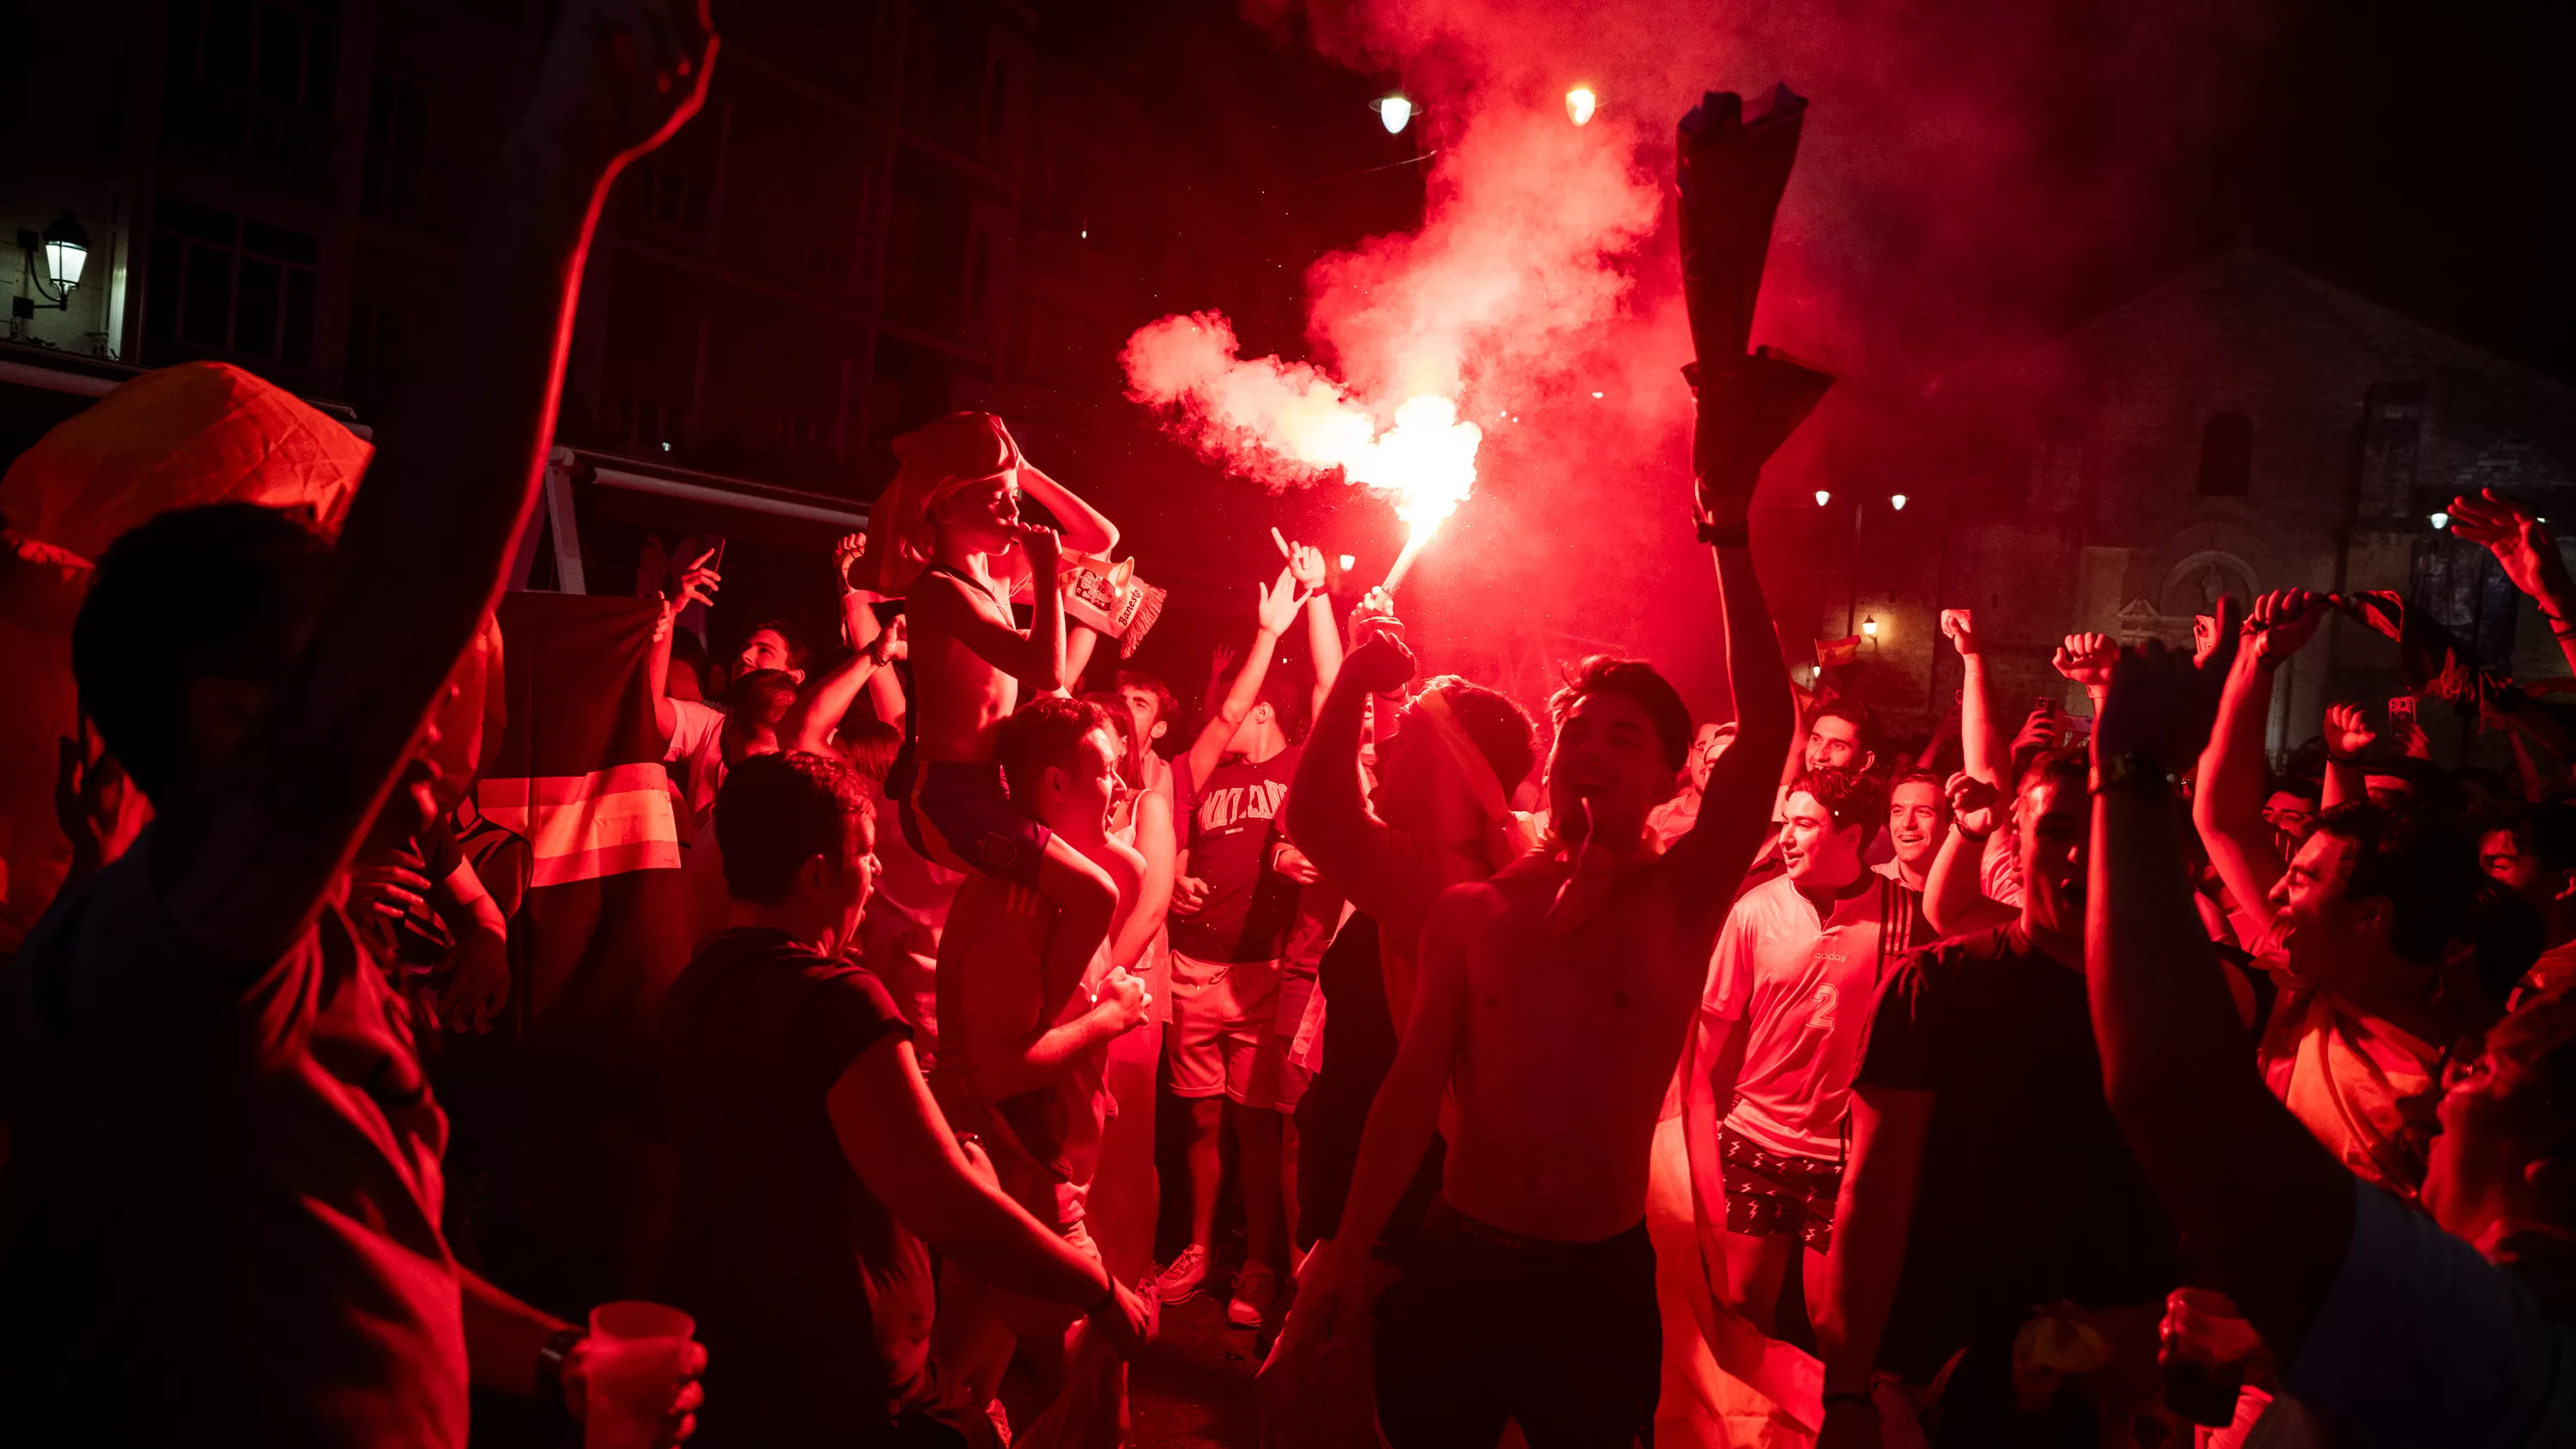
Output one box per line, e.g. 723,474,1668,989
1814,749,2180,1447
659,753,1146,1445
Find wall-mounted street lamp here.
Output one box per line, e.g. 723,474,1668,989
13,210,90,320
1376,96,1414,134
1862,614,1879,638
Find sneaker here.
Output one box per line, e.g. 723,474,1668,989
1155,1244,1212,1303
1227,1263,1279,1328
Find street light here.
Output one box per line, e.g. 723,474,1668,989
1565,88,1598,125
1862,614,1879,638
1376,96,1413,134
2430,511,2451,530
13,210,89,319
1889,493,1908,511
1814,489,1832,506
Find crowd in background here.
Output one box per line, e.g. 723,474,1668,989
3,3,2575,1448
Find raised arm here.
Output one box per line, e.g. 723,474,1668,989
1662,522,1795,913
160,0,714,976
2092,643,2356,1366
1016,463,1117,558
781,619,898,755
1923,771,2016,936
650,546,720,741
1944,609,2008,787
1274,532,1344,717
1182,569,1304,791
1284,633,1414,920
2193,591,2295,923
2452,489,2576,676
2319,702,2375,812
2054,632,2116,716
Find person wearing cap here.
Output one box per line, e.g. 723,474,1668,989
868,412,1130,1064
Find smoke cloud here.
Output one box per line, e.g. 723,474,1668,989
1127,0,2277,712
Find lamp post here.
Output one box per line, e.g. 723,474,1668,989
1816,488,1910,641
12,211,90,326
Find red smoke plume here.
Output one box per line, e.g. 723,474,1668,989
1130,0,2275,712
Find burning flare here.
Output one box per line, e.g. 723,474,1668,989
1121,312,1482,588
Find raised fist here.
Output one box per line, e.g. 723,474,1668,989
2324,702,2376,759
1940,609,1979,658
1346,635,1418,697
2053,633,2117,691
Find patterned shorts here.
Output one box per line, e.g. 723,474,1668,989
1720,1126,1844,1251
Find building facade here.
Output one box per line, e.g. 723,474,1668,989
1820,248,2576,764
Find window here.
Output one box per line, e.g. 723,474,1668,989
2197,411,2252,496
143,197,320,365
969,233,993,308
166,0,340,114
161,0,342,196
361,74,431,226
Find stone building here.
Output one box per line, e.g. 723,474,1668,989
1828,247,2576,766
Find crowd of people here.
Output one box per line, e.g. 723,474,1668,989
3,3,2575,1448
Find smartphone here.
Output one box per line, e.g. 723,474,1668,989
2389,694,2417,725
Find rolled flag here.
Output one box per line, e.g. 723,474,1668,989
1676,84,1833,518
1058,552,1168,657
1677,84,1807,366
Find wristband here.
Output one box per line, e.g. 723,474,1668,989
1696,515,1751,548
535,1325,585,1414
2093,749,2175,797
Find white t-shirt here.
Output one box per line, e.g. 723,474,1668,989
2282,1180,2576,1446
1702,871,1898,1161
664,698,726,828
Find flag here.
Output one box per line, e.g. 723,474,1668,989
2333,589,2576,755
477,591,688,1057
471,591,690,1307
1815,634,1862,668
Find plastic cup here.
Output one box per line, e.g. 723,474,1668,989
585,1300,698,1449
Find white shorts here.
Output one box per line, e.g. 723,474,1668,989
1167,952,1311,1111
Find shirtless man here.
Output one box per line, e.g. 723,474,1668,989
931,695,1156,1416
892,412,1125,1009
1285,516,1793,1446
